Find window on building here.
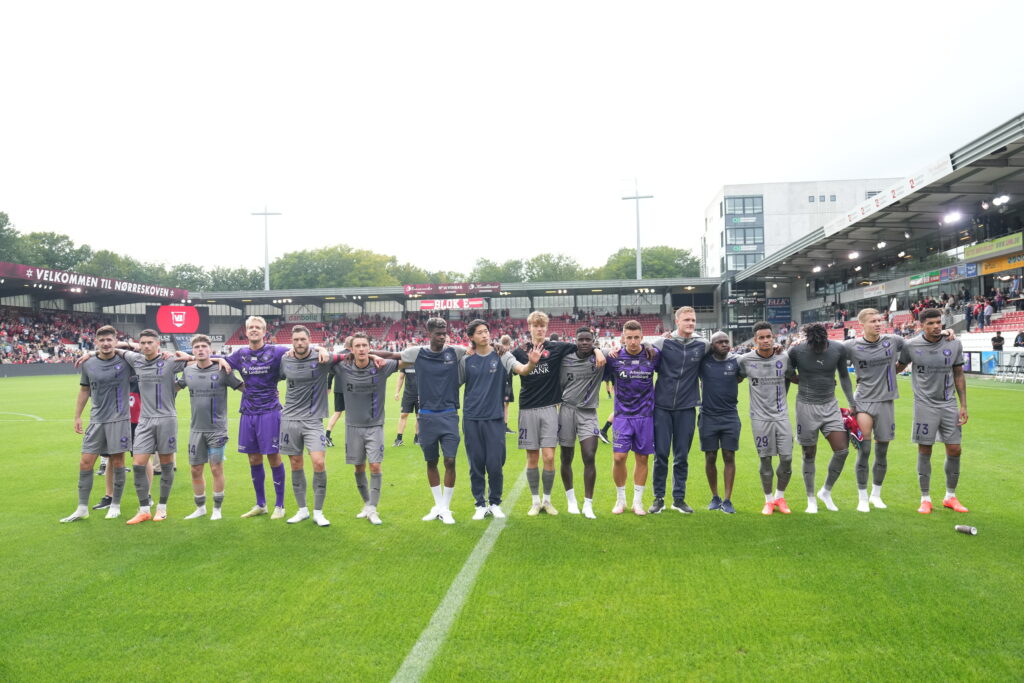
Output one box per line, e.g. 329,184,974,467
819,195,825,202
866,190,881,199
726,228,765,245
809,195,815,203
726,254,762,271
719,201,723,217
830,194,837,202
725,195,763,215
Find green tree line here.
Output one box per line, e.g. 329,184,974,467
0,211,699,291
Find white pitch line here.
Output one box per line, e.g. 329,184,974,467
391,470,529,683
0,412,44,421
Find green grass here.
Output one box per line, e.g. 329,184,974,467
1,373,1022,681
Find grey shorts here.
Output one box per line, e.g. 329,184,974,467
188,430,228,465
518,405,559,450
419,411,460,462
912,401,962,445
751,418,793,458
279,419,326,456
795,398,845,446
557,404,599,447
698,412,741,452
134,416,179,455
858,400,896,443
345,425,385,465
82,419,132,455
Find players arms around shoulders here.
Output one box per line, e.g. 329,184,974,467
60,308,968,524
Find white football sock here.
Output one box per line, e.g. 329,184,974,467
616,486,626,503
633,484,644,505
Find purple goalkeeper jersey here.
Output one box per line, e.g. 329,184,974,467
604,347,660,417
225,344,289,415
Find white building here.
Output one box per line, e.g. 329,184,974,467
701,178,901,279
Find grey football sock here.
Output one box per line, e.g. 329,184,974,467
133,465,149,506
78,469,94,507
313,470,327,511
802,448,817,496
873,442,889,487
825,448,849,489
354,471,369,503
369,472,381,507
776,453,793,492
112,467,126,505
944,456,960,493
158,464,175,505
758,458,774,495
213,491,224,509
292,469,308,508
194,494,207,507
917,451,931,496
541,469,554,496
526,467,540,495
855,440,871,489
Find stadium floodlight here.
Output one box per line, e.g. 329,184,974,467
771,283,778,288
848,252,859,259
854,265,862,272
981,201,990,210
876,241,886,249
898,251,906,258
943,211,962,224
812,265,822,273
993,195,1011,206
904,231,911,239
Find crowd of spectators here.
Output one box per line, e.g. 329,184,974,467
0,307,117,364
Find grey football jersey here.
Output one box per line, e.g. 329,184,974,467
560,352,603,410
79,354,133,423
899,335,963,405
334,359,399,427
122,351,186,418
178,363,243,432
280,353,336,420
737,351,793,422
843,334,904,402
787,341,855,405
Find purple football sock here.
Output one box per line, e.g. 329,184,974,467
250,464,266,508
271,463,286,508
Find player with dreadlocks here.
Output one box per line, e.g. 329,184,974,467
787,322,858,513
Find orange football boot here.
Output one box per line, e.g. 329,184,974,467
126,511,152,525
917,500,933,514
943,497,969,513
773,498,792,514
761,501,774,516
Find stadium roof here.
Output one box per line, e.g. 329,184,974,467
193,277,721,308
734,111,1024,282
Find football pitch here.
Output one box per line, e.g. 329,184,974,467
1,373,1022,681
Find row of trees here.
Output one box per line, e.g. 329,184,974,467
0,211,700,291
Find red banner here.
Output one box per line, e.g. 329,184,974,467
418,298,485,311
404,282,500,296
0,262,190,300
155,306,201,333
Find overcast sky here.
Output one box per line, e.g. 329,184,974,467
3,1,1023,277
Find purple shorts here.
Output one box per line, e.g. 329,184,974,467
238,411,281,455
612,415,654,455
